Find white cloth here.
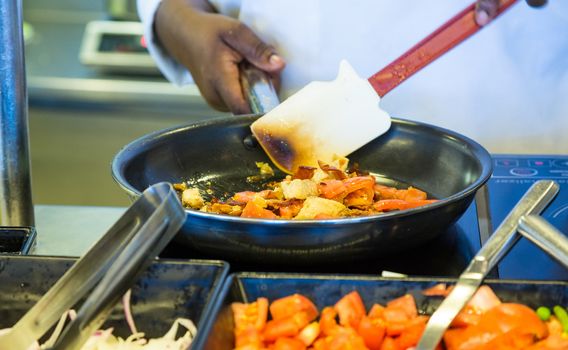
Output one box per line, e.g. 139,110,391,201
138,0,568,154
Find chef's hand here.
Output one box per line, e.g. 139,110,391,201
475,0,547,26
154,0,285,114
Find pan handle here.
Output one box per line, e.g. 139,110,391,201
239,62,280,114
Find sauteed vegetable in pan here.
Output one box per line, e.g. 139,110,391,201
174,158,437,220
112,116,492,263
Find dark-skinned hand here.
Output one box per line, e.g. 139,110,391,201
154,0,285,114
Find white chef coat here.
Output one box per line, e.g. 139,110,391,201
138,0,568,154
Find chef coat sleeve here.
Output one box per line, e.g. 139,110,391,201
137,0,194,85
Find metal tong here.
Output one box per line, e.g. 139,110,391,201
416,180,560,350
0,182,186,350
518,214,568,269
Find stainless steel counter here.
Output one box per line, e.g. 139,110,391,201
32,205,125,256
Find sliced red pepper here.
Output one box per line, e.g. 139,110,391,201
241,201,278,219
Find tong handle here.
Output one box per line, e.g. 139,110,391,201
464,180,559,278
518,215,568,269
416,180,559,350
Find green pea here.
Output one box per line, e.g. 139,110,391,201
553,305,568,333
536,306,551,321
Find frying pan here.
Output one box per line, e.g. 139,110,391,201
111,114,492,264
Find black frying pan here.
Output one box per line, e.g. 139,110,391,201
111,115,492,264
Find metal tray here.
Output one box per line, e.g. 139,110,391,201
0,255,229,344
0,226,36,255
197,272,568,350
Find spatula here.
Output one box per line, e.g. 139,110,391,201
246,0,518,174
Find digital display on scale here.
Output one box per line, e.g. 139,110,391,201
98,33,147,54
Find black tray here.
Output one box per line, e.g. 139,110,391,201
197,272,568,350
0,255,229,345
0,226,36,254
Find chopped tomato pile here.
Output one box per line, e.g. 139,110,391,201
231,286,568,350
174,158,437,219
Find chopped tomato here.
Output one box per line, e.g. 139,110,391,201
272,337,307,350
451,285,502,328
320,307,340,336
235,327,263,348
466,285,502,313
325,328,369,350
358,315,386,350
444,303,548,350
527,333,568,350
395,316,428,349
296,322,320,346
264,311,310,342
368,304,385,318
379,336,399,350
386,294,418,319
232,298,269,333
269,294,318,322
422,283,452,297
382,294,420,337
451,307,482,328
481,327,539,350
231,287,560,350
334,291,367,329
476,303,548,339
241,201,278,219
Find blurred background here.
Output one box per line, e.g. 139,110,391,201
24,0,227,207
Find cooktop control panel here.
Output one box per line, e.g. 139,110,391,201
488,155,568,280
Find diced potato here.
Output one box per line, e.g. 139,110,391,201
251,195,268,208
181,187,205,209
311,168,329,183
330,155,349,171
281,179,319,200
294,197,346,220
255,161,275,177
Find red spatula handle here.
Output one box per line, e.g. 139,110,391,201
368,0,518,97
